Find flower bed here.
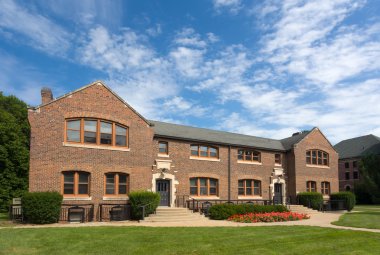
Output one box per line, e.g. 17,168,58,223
228,212,310,223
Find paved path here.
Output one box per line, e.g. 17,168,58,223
2,211,380,233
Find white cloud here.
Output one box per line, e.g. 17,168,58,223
170,47,205,78
0,0,71,56
162,97,208,117
212,0,242,15
173,28,208,48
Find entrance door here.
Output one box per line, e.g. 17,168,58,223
274,183,283,204
156,180,170,206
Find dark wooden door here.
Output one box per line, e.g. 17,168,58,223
274,183,283,204
156,180,170,206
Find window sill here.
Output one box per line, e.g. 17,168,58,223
306,164,330,169
102,196,129,201
238,196,263,200
63,142,130,152
237,160,262,165
189,196,220,200
189,156,220,162
274,164,282,167
63,196,92,201
157,154,170,158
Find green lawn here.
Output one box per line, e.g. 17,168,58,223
1,226,380,254
0,212,15,228
332,205,380,229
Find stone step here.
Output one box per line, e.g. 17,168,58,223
148,214,204,219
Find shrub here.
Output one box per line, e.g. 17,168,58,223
208,204,288,220
129,191,160,219
330,192,356,211
297,192,323,210
22,192,63,224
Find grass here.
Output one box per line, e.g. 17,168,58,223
0,212,15,228
332,205,380,229
1,226,380,254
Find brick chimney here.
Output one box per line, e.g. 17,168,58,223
41,87,53,105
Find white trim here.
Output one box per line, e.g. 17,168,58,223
237,160,262,165
63,197,92,201
306,164,330,169
157,154,170,158
102,197,128,201
238,196,263,200
189,196,220,200
152,173,178,207
189,156,220,162
63,142,130,152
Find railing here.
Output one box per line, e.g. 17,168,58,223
60,204,94,223
9,204,23,222
296,198,347,212
99,204,131,222
186,199,274,213
176,195,190,208
139,202,157,221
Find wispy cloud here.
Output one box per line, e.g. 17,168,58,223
212,0,242,15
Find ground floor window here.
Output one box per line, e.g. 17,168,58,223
62,171,90,196
321,181,330,195
306,181,316,192
190,177,218,196
105,173,129,195
238,179,261,196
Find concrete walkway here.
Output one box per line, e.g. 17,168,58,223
2,211,380,233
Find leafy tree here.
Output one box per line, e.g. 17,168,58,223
358,154,380,204
0,92,30,211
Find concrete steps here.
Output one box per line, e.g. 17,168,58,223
143,207,207,222
288,205,321,215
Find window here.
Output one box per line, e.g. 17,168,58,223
105,173,129,196
65,118,128,147
190,145,218,158
238,179,261,196
275,153,282,165
353,161,357,168
345,162,349,168
190,177,218,196
345,172,350,180
306,181,316,192
345,185,351,191
158,141,168,154
321,182,330,195
353,171,359,179
62,171,90,196
306,150,329,166
238,149,261,162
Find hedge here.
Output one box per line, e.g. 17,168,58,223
129,191,160,219
330,192,356,211
22,192,63,224
297,192,323,210
208,204,288,220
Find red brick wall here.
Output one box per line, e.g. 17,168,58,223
338,158,361,191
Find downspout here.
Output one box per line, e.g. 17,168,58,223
228,145,231,201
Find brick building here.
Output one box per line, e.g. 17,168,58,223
28,81,338,220
334,134,380,191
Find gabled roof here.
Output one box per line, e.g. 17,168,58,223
150,120,286,151
280,131,311,150
29,81,150,125
334,134,380,159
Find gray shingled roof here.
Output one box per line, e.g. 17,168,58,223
150,120,311,151
281,131,311,150
334,134,380,159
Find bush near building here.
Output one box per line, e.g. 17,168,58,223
129,191,160,219
22,192,63,224
208,204,288,220
297,192,323,210
330,192,356,211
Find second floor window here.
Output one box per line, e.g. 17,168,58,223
321,182,330,195
306,181,316,192
159,141,168,154
65,118,128,147
345,172,350,180
105,173,129,195
353,171,359,179
238,149,261,162
190,177,218,196
353,161,357,168
306,150,329,166
345,162,349,168
275,153,282,165
191,145,218,158
62,171,90,196
238,179,261,196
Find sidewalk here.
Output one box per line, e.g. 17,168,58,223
3,211,380,233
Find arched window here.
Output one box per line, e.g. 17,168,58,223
104,173,129,196
65,118,128,147
306,150,329,166
321,182,330,195
238,149,261,162
306,181,316,192
345,185,351,191
62,171,90,196
190,145,218,158
238,179,261,196
190,177,218,196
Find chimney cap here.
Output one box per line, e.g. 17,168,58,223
41,87,52,93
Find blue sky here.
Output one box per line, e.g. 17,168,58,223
1,0,380,144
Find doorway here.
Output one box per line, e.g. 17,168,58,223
274,183,283,204
156,179,170,206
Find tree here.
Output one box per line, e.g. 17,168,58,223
358,154,380,204
0,92,30,211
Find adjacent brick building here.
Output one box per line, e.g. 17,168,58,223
334,134,380,191
28,81,339,220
